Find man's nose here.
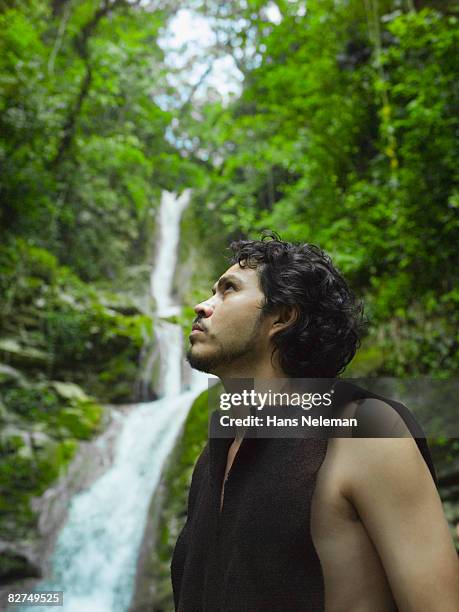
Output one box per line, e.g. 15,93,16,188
194,297,215,318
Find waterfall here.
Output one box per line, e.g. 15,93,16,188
16,191,209,612
151,190,190,318
151,190,192,398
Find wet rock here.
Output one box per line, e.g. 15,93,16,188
0,407,124,593
0,339,49,369
0,364,27,388
51,381,89,401
0,544,41,584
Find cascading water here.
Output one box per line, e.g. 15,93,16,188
151,190,192,398
16,191,208,612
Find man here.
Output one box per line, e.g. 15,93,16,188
171,232,459,611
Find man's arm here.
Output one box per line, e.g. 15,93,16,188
342,435,459,612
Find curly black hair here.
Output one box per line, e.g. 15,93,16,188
228,231,365,378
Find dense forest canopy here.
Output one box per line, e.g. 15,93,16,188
0,0,458,584
2,1,458,328
182,0,459,377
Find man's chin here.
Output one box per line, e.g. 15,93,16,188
185,349,217,375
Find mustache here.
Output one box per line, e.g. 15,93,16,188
192,319,208,332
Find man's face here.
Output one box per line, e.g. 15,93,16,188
186,263,270,376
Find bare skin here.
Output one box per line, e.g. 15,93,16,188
220,437,243,512
311,442,398,612
311,432,459,612
311,431,399,612
187,261,459,611
218,429,459,611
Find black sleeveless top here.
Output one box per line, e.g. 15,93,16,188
170,380,436,612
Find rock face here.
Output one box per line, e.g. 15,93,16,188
0,240,160,595
0,379,105,582
0,405,126,599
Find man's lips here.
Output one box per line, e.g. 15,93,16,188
190,322,206,335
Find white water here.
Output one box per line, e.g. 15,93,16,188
16,191,208,612
151,189,191,318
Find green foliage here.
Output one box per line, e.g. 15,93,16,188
0,377,102,540
0,238,152,402
0,0,177,558
188,0,459,377
0,0,192,280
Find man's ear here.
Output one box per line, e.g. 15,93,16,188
268,305,299,339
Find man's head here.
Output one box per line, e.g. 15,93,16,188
186,231,364,379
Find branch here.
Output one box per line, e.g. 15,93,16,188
49,0,127,168
177,63,213,117
48,0,72,76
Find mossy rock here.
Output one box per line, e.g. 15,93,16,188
56,400,103,440
96,352,141,402
0,549,41,582
51,381,89,401
0,338,49,368
0,235,154,579
0,364,27,388
0,429,79,545
1,239,151,404
0,376,104,547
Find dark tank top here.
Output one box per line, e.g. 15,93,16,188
170,380,436,612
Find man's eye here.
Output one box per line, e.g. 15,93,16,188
211,283,236,296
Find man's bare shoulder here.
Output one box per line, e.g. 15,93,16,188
331,416,429,496
314,403,459,611
323,396,429,502
340,436,429,486
351,396,412,437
